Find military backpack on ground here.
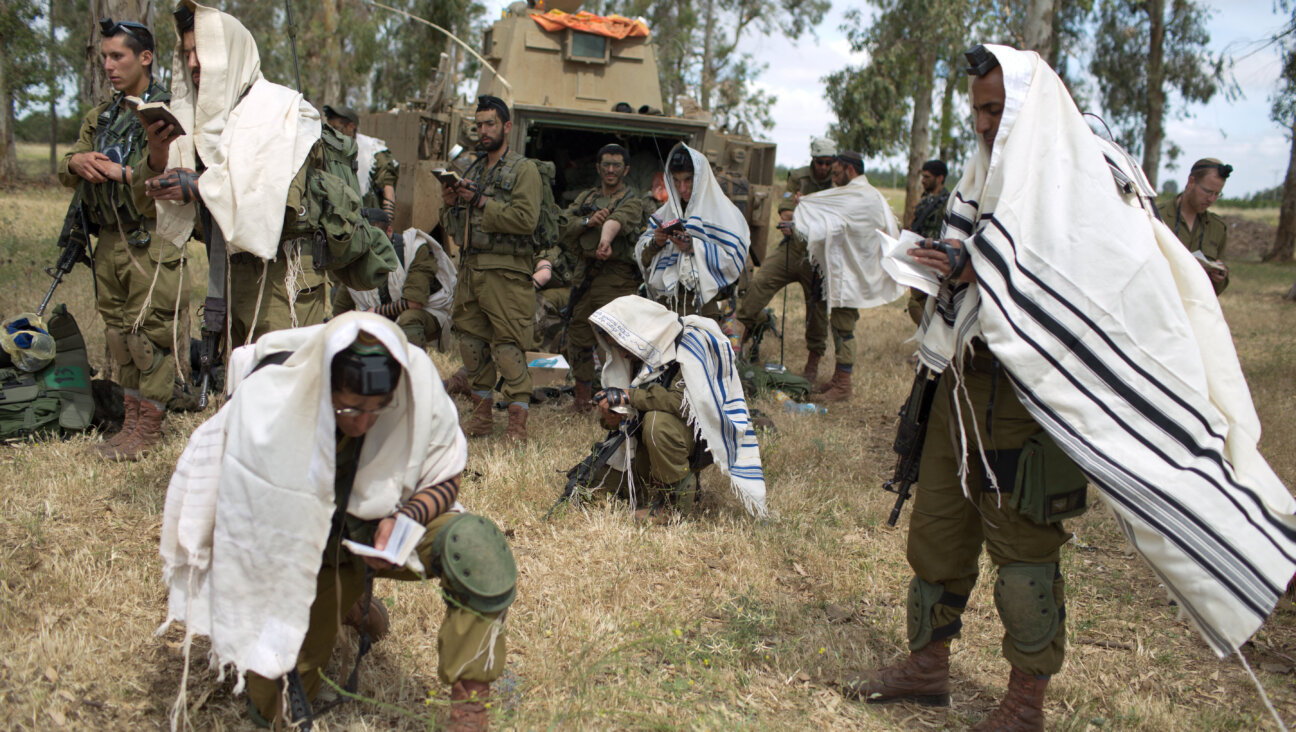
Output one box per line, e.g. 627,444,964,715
0,305,94,440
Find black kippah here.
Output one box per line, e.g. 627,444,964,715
476,95,511,123
174,4,195,33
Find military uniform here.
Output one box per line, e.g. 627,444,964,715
58,80,191,417
1157,196,1229,294
246,435,506,720
905,188,950,324
362,147,400,212
443,150,542,406
560,185,644,384
334,243,443,348
777,165,833,214
534,244,576,353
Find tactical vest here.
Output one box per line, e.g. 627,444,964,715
464,151,541,257
82,80,170,231
569,186,640,265
0,306,94,440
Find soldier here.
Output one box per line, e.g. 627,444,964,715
440,95,542,442
60,17,189,462
1156,158,1231,294
144,3,393,371
324,103,400,231
905,159,950,324
779,137,837,217
558,143,644,413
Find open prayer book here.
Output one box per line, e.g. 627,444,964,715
879,229,942,296
123,96,185,136
342,513,426,566
431,168,464,187
1193,249,1227,272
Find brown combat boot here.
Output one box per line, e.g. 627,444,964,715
970,667,1048,732
444,367,471,397
447,679,492,732
570,381,593,414
96,392,139,459
820,368,853,402
801,351,822,383
464,394,495,437
504,404,528,443
840,640,951,706
343,595,390,643
111,398,165,462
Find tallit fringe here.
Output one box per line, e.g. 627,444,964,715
1236,648,1289,731
167,572,198,732
171,254,186,388
284,242,304,328
451,615,507,679
246,260,270,346
679,394,768,519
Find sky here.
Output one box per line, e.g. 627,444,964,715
485,0,1288,196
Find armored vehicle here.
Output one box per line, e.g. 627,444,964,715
361,0,778,261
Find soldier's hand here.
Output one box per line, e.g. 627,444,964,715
652,226,670,248
532,259,553,288
595,240,612,260
908,238,974,283
1203,259,1229,284
362,516,398,571
68,151,119,184
146,168,201,202
440,182,459,206
589,208,611,227
776,220,794,236
144,119,180,172
671,230,693,253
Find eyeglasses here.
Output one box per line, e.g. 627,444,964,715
100,18,153,47
334,403,396,418
811,157,835,165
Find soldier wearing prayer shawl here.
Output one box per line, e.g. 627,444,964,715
846,44,1296,731
588,295,767,522
143,2,394,354
159,313,515,731
636,144,751,318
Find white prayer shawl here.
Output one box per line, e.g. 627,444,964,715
159,312,468,683
156,1,320,259
794,174,906,313
590,295,766,517
914,45,1296,657
635,144,750,309
356,132,389,197
348,228,457,352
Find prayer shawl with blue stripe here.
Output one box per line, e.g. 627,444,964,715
635,144,751,310
590,295,767,517
917,45,1296,657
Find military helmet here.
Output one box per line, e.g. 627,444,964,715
432,513,518,613
810,136,837,159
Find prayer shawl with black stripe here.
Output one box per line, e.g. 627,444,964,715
635,144,751,310
916,45,1296,657
590,295,767,517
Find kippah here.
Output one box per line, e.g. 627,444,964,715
476,95,511,123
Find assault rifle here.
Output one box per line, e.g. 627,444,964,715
545,417,641,520
883,367,940,526
38,195,95,317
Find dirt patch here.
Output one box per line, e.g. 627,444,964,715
1223,215,1278,261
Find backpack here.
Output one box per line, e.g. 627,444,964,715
532,159,561,253
300,125,398,291
0,305,94,440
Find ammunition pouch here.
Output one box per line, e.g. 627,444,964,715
994,563,1061,654
431,513,518,614
990,431,1088,525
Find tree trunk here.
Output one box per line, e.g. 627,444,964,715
700,0,715,111
903,49,936,227
1285,280,1296,301
0,35,18,182
1024,0,1056,61
1265,115,1296,263
49,0,57,175
1141,0,1166,190
937,55,958,162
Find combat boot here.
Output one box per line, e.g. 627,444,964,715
570,381,593,414
505,404,528,443
343,595,390,643
444,368,471,397
839,640,950,706
464,394,495,437
112,398,165,462
820,368,853,402
970,667,1048,732
447,679,492,732
96,392,139,458
801,351,822,384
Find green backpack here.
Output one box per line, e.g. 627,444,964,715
301,125,398,290
0,305,94,440
532,159,561,253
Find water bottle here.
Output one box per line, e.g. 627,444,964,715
772,390,825,415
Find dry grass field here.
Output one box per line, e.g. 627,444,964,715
0,183,1293,731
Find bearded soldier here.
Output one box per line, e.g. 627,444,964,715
904,159,950,324
440,95,542,442
1156,158,1232,294
60,17,189,461
559,143,644,413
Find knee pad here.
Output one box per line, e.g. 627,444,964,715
493,343,527,382
433,513,517,614
832,328,855,344
126,331,165,374
105,326,131,367
994,563,1060,654
907,577,967,651
459,336,491,377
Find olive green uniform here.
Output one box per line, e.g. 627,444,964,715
534,245,576,353
362,148,400,211
777,165,833,214
1157,196,1229,294
560,185,644,383
58,81,190,405
906,351,1071,676
443,150,542,405
247,436,505,719
905,188,950,324
636,243,725,321
335,244,443,348
628,373,695,487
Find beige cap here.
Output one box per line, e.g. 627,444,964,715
810,137,837,158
